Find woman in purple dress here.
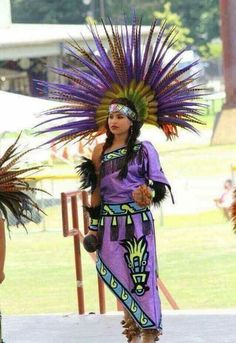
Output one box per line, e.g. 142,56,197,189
37,14,204,342
81,97,171,343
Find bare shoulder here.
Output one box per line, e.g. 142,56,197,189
92,143,104,165
92,142,104,156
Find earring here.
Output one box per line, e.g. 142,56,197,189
130,126,133,135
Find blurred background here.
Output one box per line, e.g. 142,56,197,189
0,0,236,317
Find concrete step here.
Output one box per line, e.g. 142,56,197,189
1,310,236,343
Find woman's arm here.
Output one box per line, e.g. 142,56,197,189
85,143,103,236
90,143,103,208
0,218,6,284
132,142,170,207
82,144,104,252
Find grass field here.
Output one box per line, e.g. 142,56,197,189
1,103,236,315
1,207,236,315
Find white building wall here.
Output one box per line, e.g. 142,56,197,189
0,0,12,28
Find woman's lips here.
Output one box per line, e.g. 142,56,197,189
111,126,118,129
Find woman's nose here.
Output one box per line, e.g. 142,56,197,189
110,118,117,124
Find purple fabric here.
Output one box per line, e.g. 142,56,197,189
100,141,170,203
97,140,169,330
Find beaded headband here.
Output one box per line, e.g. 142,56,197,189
108,103,137,121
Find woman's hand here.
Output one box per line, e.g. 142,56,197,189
132,184,153,207
87,229,98,238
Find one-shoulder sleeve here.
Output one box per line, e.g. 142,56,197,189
141,141,174,203
141,141,169,185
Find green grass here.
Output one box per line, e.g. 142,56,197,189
159,144,236,178
1,208,236,314
1,110,236,315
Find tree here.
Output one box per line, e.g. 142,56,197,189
11,0,88,24
154,0,220,54
11,0,220,56
153,2,193,50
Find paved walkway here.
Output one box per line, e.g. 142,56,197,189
2,310,236,343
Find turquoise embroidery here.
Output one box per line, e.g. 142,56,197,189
96,255,155,328
102,201,149,217
102,144,141,162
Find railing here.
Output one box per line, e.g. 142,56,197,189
61,190,179,314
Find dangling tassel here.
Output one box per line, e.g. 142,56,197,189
141,212,151,235
125,215,135,239
100,156,126,177
110,216,119,241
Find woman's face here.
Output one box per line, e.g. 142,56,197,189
108,111,133,136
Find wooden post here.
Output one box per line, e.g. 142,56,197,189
82,191,89,235
61,192,85,314
158,278,179,310
211,0,236,144
97,277,106,314
71,195,85,314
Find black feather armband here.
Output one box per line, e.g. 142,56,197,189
84,205,101,219
84,204,101,232
83,205,101,252
75,157,97,193
149,181,167,206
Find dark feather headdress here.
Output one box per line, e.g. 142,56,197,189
0,135,46,230
37,14,205,144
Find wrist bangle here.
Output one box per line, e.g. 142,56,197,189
91,218,99,226
88,225,98,231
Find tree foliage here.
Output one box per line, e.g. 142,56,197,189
153,2,193,50
11,0,220,55
11,0,88,24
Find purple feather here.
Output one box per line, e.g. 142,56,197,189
36,12,205,144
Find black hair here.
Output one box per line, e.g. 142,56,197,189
101,98,141,179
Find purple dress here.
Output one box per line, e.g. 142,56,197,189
96,140,170,331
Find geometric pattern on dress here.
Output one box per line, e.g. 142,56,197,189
96,254,156,328
102,143,141,163
102,201,149,217
120,235,150,297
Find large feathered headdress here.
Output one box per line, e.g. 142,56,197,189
37,13,204,144
0,135,46,230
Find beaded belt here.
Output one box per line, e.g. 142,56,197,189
101,201,149,216
99,201,151,238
